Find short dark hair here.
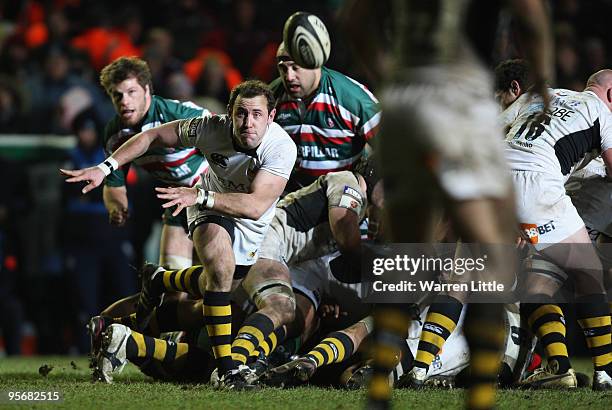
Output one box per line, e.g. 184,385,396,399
99,57,153,95
494,59,532,92
227,80,276,114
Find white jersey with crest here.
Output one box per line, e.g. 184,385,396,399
177,115,297,265
177,115,296,195
504,89,612,180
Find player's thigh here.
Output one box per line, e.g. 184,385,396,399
448,195,516,244
243,259,290,288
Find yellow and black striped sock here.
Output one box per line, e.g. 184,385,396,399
154,266,205,298
231,313,274,365
203,290,235,374
125,329,190,364
367,306,411,408
576,295,612,372
249,326,287,362
464,303,506,410
521,302,571,373
464,303,505,410
304,331,355,368
414,295,462,370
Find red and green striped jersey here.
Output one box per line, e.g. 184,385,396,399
103,96,209,188
270,67,381,187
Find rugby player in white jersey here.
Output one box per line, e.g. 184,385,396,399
503,70,612,390
61,80,297,389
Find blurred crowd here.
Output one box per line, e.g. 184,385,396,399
1,0,611,135
0,0,611,355
0,0,348,135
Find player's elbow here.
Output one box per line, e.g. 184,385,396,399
243,196,274,220
244,206,266,220
335,232,362,256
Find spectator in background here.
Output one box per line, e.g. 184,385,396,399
142,28,183,97
224,0,271,77
0,34,33,81
0,75,26,133
166,0,215,61
184,50,242,113
61,107,136,353
25,43,110,134
70,6,141,72
165,71,195,102
0,158,26,355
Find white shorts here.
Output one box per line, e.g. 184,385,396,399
381,65,512,203
511,170,585,249
186,204,275,266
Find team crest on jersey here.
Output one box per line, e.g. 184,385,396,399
210,153,229,168
180,117,203,140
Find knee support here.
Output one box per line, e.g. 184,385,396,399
245,279,296,311
160,254,193,270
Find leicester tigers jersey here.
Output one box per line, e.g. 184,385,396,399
177,115,296,220
270,67,381,187
104,95,209,187
504,89,612,179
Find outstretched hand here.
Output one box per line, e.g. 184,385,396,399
59,167,105,194
156,186,199,216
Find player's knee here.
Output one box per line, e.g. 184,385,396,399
269,295,296,324
247,279,296,324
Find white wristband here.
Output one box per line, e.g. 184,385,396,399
196,187,215,209
96,157,120,176
195,187,206,205
205,191,216,209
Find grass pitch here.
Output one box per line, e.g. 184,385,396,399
0,356,608,409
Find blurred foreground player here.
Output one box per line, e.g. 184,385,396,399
344,0,553,408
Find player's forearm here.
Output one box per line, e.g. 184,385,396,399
511,0,554,86
330,208,362,255
209,192,273,220
103,185,128,210
109,122,180,166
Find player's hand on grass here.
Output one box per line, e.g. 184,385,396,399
156,186,198,217
59,167,105,194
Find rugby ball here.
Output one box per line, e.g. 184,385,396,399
283,12,331,69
